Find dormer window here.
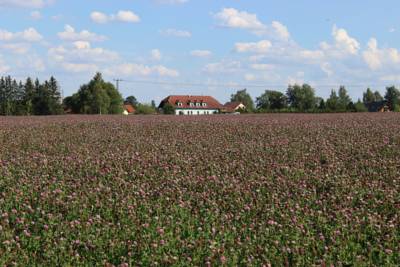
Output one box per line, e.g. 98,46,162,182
196,102,201,107
189,102,194,107
202,102,207,107
176,101,183,107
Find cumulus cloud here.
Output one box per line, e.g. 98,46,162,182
104,63,179,77
204,60,241,74
190,50,212,57
214,8,290,40
90,10,140,24
0,0,51,8
0,43,31,54
57,25,107,42
235,40,272,54
320,26,360,57
363,38,400,70
48,42,119,65
151,49,162,61
160,28,192,38
0,27,42,42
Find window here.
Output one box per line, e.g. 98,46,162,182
197,111,200,115
196,102,201,107
202,102,207,107
189,102,194,107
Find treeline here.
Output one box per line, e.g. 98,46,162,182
231,84,400,113
0,76,63,116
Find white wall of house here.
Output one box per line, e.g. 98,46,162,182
175,109,219,115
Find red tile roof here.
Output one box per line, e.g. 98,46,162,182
223,102,245,112
160,95,223,109
123,104,136,114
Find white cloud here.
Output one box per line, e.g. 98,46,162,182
151,49,162,61
0,0,51,8
90,10,140,24
389,28,396,33
251,63,275,71
363,38,400,70
320,62,333,76
105,63,179,77
271,21,290,41
155,0,188,4
204,60,241,74
62,63,98,73
0,27,42,42
214,8,290,40
30,10,42,20
0,43,31,54
48,42,119,65
235,40,272,54
90,11,109,24
190,50,212,57
58,25,107,42
244,73,256,81
0,55,10,73
160,28,191,38
215,8,265,31
320,26,360,58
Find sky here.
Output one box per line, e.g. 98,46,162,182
1,0,400,104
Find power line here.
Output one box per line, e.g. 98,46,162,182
115,79,397,89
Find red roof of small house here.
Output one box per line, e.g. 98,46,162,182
124,104,136,114
160,95,223,109
223,102,245,112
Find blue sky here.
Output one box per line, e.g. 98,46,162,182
1,0,400,103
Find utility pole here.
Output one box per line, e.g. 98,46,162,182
114,79,124,91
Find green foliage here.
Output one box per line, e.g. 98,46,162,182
354,100,368,112
162,103,175,115
363,88,384,105
136,103,157,114
231,89,254,111
256,90,287,111
286,84,316,112
0,76,63,116
65,73,123,114
384,86,400,111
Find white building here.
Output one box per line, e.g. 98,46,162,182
159,95,223,115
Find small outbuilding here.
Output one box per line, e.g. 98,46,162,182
123,104,136,115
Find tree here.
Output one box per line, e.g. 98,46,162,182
384,86,400,111
23,77,35,115
125,96,138,107
318,99,326,111
326,89,339,112
67,73,123,114
363,88,375,104
374,91,383,101
231,89,254,111
162,103,175,114
338,86,351,111
256,90,287,111
286,84,316,112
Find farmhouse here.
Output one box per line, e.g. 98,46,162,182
366,101,390,112
159,95,223,115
